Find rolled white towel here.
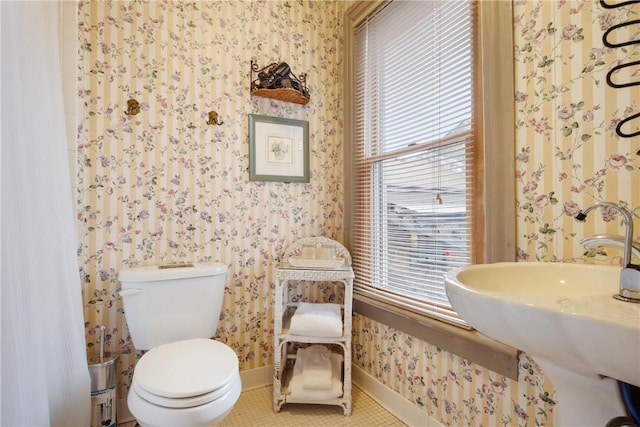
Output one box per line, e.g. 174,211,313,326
302,345,332,389
289,302,343,337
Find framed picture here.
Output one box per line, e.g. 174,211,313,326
248,114,309,183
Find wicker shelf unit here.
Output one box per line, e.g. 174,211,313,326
273,237,353,416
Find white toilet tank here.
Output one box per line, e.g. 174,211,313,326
119,263,228,350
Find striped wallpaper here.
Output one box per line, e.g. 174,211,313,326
514,0,639,264
77,0,345,396
76,1,638,425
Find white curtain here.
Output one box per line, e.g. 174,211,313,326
1,2,90,426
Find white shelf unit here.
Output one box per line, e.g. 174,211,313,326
273,237,354,416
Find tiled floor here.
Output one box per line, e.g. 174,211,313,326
220,385,407,426
121,385,407,426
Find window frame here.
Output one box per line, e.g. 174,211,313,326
344,0,518,377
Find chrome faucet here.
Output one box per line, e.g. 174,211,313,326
575,201,640,303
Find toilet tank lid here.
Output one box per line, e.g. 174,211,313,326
119,263,228,282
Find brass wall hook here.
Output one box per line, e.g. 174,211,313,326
207,111,224,126
125,98,140,116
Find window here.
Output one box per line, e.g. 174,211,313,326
344,0,515,327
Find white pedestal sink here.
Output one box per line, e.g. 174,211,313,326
445,262,640,427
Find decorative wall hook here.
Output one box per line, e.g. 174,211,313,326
125,98,140,116
207,111,224,126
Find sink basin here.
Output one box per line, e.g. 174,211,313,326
445,262,640,388
445,262,640,426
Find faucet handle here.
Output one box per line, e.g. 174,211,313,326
579,234,640,259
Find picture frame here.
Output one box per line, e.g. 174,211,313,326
248,114,309,183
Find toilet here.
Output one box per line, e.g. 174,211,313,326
119,263,241,427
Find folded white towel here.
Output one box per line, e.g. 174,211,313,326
288,348,343,401
289,302,343,337
301,345,332,389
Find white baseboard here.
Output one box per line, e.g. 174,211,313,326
239,364,274,391
352,364,443,427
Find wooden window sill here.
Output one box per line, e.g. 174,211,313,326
353,295,520,380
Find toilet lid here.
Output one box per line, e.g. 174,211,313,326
134,338,239,399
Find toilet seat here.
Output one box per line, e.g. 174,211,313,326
132,374,237,408
133,338,239,408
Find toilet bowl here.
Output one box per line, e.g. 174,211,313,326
127,338,241,427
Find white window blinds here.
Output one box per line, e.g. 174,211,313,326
351,0,476,326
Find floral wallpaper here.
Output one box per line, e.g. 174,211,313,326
77,0,345,397
514,0,639,263
75,0,638,425
353,315,555,427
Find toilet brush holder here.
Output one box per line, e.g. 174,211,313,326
88,326,118,427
